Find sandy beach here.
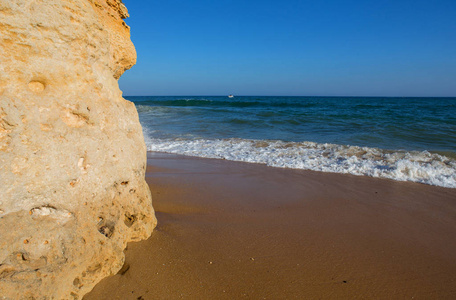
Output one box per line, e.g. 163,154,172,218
84,152,456,299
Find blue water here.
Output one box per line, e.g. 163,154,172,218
127,96,456,187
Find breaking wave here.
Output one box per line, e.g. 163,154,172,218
145,137,456,188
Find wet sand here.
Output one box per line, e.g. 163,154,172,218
85,152,456,299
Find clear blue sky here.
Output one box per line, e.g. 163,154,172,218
120,0,456,96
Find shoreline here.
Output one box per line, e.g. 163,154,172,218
143,140,456,189
85,152,456,299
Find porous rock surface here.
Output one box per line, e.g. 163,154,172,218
0,0,156,299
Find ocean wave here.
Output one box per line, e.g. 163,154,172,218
144,137,456,188
136,105,156,113
136,105,178,115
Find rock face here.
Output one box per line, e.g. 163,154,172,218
0,0,156,299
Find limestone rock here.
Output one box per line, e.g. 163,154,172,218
0,0,156,299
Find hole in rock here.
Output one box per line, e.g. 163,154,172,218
98,221,115,238
124,213,137,227
73,277,80,287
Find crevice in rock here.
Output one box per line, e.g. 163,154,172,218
124,212,136,227
97,219,115,238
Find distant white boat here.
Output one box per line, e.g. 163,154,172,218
228,94,234,98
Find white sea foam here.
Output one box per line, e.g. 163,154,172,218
135,105,155,113
145,137,456,188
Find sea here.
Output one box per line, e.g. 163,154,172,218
126,96,456,188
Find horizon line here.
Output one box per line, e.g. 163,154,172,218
123,95,456,98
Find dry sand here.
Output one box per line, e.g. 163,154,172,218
84,152,456,299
